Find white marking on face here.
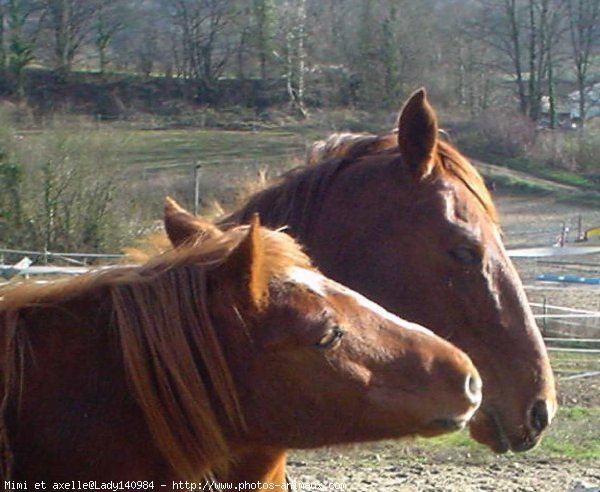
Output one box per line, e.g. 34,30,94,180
443,189,456,222
286,267,436,338
286,266,327,296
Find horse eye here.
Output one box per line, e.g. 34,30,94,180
315,326,344,350
449,246,481,266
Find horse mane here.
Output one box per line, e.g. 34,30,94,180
224,158,348,241
306,131,397,165
226,131,498,238
436,140,498,224
0,227,311,480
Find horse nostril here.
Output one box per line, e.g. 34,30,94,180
465,373,482,406
529,399,550,434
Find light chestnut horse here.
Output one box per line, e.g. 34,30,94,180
0,213,481,484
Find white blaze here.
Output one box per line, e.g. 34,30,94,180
286,266,435,337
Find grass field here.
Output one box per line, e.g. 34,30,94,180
116,128,309,169
17,121,599,202
411,406,600,460
10,126,312,241
550,350,600,376
17,125,310,175
112,126,600,209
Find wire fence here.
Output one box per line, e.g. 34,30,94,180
3,200,599,380
529,302,600,380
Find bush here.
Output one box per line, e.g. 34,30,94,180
531,130,578,170
0,112,139,259
476,109,537,158
530,126,600,172
574,132,600,172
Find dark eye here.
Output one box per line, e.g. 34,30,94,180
449,246,482,266
315,326,345,350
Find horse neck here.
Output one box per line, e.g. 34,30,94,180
0,286,121,481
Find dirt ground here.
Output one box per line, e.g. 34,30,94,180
286,194,600,492
288,450,599,492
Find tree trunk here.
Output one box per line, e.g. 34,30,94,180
528,0,538,120
295,0,307,117
506,0,528,115
547,46,555,129
52,0,71,76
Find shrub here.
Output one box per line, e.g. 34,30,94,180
0,113,137,259
476,109,537,158
530,125,600,172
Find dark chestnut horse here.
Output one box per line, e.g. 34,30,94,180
0,214,481,483
225,89,556,468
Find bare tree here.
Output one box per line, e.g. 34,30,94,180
279,0,308,116
253,0,275,81
469,0,566,121
5,0,39,99
41,0,95,76
94,0,124,74
0,2,6,75
565,0,600,126
166,0,236,101
527,0,564,122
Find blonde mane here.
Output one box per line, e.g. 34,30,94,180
0,227,311,480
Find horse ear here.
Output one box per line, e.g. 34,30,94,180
221,214,268,310
396,88,438,177
164,196,223,247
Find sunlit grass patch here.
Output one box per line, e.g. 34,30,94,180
413,406,600,460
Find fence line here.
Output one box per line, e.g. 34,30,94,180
544,337,600,343
2,257,598,369
535,313,600,319
0,248,123,260
530,302,600,315
561,371,600,381
548,347,600,353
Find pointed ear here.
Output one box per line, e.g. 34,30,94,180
164,196,223,247
220,214,268,311
396,88,438,177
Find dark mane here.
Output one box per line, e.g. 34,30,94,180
0,227,311,480
224,159,349,241
226,131,498,237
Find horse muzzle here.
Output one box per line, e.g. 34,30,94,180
469,399,555,453
425,371,482,434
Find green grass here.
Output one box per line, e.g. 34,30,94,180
532,406,600,459
108,127,599,207
484,172,556,195
18,122,598,196
549,350,600,375
412,406,600,460
465,145,599,192
18,126,309,172
475,158,600,206
556,190,600,208
106,128,600,213
505,157,597,189
112,128,308,169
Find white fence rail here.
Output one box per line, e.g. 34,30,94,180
0,248,123,265
3,258,599,379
